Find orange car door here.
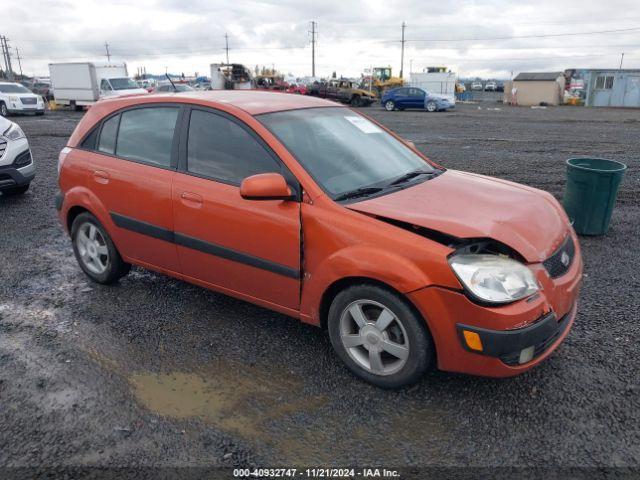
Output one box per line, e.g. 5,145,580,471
172,106,301,310
84,105,182,272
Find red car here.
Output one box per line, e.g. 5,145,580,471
285,84,308,95
56,91,582,388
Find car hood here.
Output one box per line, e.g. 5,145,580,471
346,170,568,262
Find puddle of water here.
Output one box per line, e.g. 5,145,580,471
129,358,327,441
89,347,452,464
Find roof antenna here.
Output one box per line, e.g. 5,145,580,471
165,73,178,92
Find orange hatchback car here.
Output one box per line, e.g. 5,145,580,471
56,91,582,388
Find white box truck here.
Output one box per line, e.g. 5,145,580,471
409,70,457,103
49,62,147,109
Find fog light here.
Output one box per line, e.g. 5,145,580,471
463,330,483,352
519,346,535,364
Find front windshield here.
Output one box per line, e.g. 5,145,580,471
0,84,32,94
109,78,140,90
258,107,435,198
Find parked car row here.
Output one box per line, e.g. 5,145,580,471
469,80,504,92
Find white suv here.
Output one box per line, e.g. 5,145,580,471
0,116,35,196
0,82,45,117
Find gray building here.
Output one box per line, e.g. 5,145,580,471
585,69,640,107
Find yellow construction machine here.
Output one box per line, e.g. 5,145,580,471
361,67,404,97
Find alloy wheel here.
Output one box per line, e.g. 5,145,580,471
76,222,109,275
385,101,395,111
339,299,409,376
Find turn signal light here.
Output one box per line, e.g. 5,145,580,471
463,330,483,352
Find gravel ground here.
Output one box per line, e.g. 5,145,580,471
0,104,639,475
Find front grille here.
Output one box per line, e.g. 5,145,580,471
543,235,575,278
20,97,37,105
500,310,571,366
13,149,31,168
0,138,6,160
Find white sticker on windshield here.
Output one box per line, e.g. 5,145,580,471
344,116,383,134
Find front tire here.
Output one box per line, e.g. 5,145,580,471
426,101,437,112
71,212,130,284
328,284,434,389
350,95,361,107
0,102,8,117
384,100,396,111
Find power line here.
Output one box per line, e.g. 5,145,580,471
402,26,640,43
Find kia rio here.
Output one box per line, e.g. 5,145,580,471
56,91,582,388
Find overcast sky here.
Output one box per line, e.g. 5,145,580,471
5,0,640,79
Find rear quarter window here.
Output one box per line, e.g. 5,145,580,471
97,115,119,154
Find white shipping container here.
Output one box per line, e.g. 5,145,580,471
409,71,457,103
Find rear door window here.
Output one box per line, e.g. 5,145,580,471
186,109,280,184
115,107,179,167
97,114,119,154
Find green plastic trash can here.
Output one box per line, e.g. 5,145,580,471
562,158,627,235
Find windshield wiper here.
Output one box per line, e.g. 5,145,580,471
388,169,437,186
334,186,384,201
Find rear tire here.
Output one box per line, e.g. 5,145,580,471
327,284,434,389
1,184,29,196
71,212,130,284
384,100,395,111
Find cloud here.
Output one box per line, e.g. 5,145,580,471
4,0,639,79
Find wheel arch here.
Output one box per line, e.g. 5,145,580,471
318,276,430,336
67,205,91,231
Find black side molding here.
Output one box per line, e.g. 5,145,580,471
109,212,300,279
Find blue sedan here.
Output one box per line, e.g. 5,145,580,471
381,87,455,112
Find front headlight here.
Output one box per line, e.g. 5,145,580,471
449,254,538,304
3,123,25,141
9,95,19,102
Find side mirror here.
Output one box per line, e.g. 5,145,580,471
405,139,417,150
240,173,293,201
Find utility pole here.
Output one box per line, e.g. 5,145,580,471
399,22,406,79
1,36,15,81
15,47,22,77
224,33,229,64
104,42,111,62
619,52,625,69
309,21,317,78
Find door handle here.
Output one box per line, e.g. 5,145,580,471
92,170,109,184
180,191,203,207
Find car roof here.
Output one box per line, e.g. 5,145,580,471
133,90,341,115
